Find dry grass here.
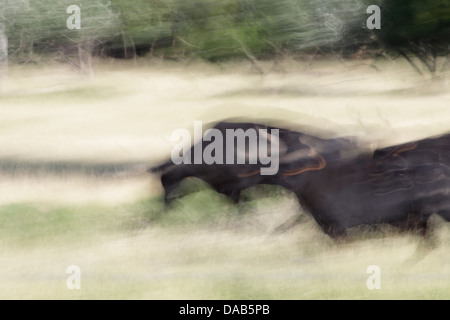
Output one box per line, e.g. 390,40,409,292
0,57,449,299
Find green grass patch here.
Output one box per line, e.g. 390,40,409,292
0,203,115,248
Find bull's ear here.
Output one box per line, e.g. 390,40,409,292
391,142,418,156
259,128,288,155
282,148,327,176
298,135,315,147
279,147,313,163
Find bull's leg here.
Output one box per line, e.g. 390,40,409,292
229,190,241,204
403,212,439,267
215,186,241,204
272,214,307,234
162,180,182,205
437,209,450,222
320,222,348,240
405,213,430,237
160,165,191,205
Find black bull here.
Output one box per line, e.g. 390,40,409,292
151,121,357,203
151,121,450,238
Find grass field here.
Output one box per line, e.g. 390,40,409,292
0,57,449,299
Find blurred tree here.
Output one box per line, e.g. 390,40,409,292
0,22,7,87
0,0,448,70
172,0,381,62
0,0,30,63
264,0,378,55
174,0,275,62
37,0,121,74
105,0,175,59
378,0,450,74
2,0,120,73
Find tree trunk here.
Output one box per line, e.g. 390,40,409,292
0,23,8,90
78,40,94,77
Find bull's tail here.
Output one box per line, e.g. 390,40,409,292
149,160,173,174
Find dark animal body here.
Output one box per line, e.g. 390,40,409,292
280,133,450,237
151,120,450,238
151,121,357,204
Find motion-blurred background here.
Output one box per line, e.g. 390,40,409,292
1,0,449,72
